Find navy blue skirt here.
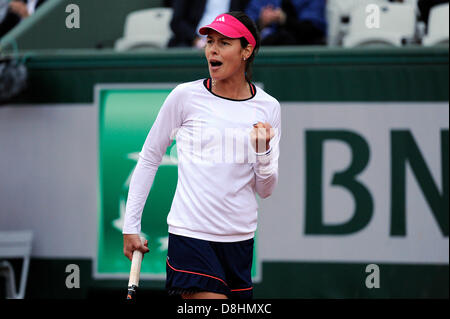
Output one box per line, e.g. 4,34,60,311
166,233,254,299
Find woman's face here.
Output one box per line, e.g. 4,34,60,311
205,30,248,81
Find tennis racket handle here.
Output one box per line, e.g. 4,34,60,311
128,237,145,287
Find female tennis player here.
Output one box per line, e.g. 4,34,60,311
122,11,281,300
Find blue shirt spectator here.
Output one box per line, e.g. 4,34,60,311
246,0,327,45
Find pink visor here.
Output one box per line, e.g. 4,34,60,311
199,13,256,48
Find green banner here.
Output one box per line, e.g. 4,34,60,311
96,85,259,280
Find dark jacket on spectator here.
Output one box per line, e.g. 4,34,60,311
418,0,449,24
168,0,250,47
0,0,46,38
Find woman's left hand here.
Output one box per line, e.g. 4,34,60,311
250,122,275,154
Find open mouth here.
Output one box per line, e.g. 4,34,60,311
210,60,223,67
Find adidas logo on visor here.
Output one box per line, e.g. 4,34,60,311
216,16,225,22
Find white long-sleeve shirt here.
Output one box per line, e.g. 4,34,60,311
123,79,281,242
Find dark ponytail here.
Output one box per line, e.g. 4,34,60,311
226,11,261,82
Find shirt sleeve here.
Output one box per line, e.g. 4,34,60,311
245,0,280,38
252,101,281,199
122,86,185,234
245,0,263,22
295,0,327,33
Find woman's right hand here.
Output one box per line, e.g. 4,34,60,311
123,234,149,261
260,5,280,28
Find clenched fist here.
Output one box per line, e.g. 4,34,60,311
250,122,275,154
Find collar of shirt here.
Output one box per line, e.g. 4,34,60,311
27,0,38,15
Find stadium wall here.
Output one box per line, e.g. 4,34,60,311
0,0,165,51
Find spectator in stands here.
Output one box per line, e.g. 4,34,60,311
168,0,250,48
245,0,327,45
0,0,46,38
418,0,449,24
